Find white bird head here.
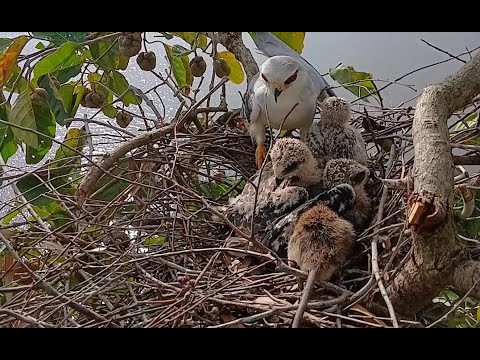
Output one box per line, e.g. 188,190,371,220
260,56,304,103
270,138,318,188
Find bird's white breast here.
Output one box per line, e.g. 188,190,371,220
254,73,317,131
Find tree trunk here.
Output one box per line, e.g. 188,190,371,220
387,51,480,315
453,260,480,299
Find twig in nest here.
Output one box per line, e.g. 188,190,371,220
0,231,117,327
371,144,399,328
75,77,229,204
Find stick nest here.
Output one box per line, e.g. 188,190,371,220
1,90,479,328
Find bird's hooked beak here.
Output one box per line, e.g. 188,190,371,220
274,88,282,103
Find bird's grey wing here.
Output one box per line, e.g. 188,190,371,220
240,72,260,122
252,32,336,99
260,183,356,256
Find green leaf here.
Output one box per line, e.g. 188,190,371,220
31,32,86,46
329,64,379,102
54,64,82,85
102,105,118,118
107,71,139,106
455,112,479,132
41,201,72,229
170,32,208,50
163,43,187,92
58,84,79,118
72,85,88,115
180,55,193,96
8,90,38,149
197,35,208,50
49,127,86,179
217,51,244,84
101,92,117,118
2,209,21,225
271,32,306,54
38,74,68,126
16,174,53,207
53,127,86,162
25,95,55,164
172,44,193,57
0,104,17,162
3,64,28,94
33,42,84,86
117,54,130,70
87,72,110,99
35,42,46,50
0,38,13,51
89,39,120,70
0,127,17,163
143,235,165,246
93,160,130,202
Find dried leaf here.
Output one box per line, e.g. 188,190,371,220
254,296,286,307
218,312,245,328
349,304,387,327
0,36,29,87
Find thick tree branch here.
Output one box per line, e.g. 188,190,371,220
453,260,480,300
387,52,480,315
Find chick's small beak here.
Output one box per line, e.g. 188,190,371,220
274,177,282,189
274,88,282,103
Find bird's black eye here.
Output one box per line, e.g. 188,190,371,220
284,70,298,85
284,161,299,174
262,74,269,83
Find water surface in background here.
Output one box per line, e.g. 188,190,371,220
1,32,479,213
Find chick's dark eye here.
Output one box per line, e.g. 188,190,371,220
284,70,298,85
284,161,299,174
262,74,269,83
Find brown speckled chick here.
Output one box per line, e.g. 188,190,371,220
287,159,370,284
286,158,371,328
322,158,371,230
288,203,356,283
306,96,368,169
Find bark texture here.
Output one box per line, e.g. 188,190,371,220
387,52,480,315
453,260,480,299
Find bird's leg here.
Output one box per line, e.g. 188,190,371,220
256,143,267,170
299,127,309,142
